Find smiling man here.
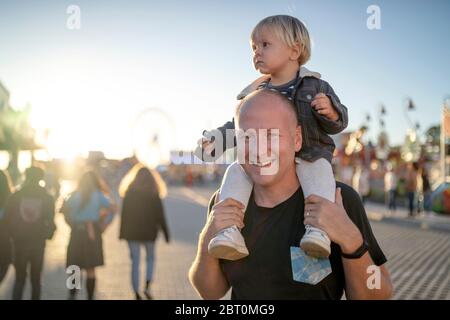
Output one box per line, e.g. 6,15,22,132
189,89,393,300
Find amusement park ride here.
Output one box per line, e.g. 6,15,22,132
431,98,450,215
132,108,175,169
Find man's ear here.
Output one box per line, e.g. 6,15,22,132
295,125,302,152
289,42,301,61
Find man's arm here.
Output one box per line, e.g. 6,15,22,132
304,188,393,300
337,223,392,299
341,248,393,300
189,228,230,300
189,195,245,299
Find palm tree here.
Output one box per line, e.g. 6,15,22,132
0,103,41,183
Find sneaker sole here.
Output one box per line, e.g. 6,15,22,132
300,237,331,258
208,241,249,261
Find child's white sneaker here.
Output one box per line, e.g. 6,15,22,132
300,226,331,258
208,225,249,260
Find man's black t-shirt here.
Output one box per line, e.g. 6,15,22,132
206,182,387,300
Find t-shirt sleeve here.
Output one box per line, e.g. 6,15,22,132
206,190,220,220
338,183,387,266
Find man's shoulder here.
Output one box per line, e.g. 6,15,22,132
336,181,359,198
336,181,365,215
207,189,220,214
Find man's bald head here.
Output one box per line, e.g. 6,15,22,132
233,88,302,189
235,89,299,130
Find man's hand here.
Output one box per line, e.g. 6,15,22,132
202,195,245,245
303,188,363,254
311,93,339,122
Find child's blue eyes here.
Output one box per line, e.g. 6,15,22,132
251,42,270,51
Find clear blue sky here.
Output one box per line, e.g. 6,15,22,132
0,0,448,159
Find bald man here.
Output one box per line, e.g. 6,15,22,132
189,89,392,300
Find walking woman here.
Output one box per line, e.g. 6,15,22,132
0,170,13,285
119,165,170,300
61,171,116,300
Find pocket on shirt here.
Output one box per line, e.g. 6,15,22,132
290,246,332,285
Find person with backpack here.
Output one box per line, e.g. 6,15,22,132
0,170,13,285
61,170,115,300
4,166,56,300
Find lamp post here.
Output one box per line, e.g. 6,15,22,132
401,98,422,163
442,97,450,182
364,113,371,167
376,104,389,160
379,104,386,129
404,98,416,129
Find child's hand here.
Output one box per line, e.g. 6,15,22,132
197,134,215,156
311,93,339,121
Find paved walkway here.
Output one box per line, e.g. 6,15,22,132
0,184,448,300
0,186,209,300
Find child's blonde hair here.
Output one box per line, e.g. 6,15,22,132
251,15,311,66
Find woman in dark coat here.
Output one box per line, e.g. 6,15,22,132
119,166,170,300
0,170,13,284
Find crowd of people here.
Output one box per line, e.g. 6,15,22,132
0,163,170,300
339,160,433,216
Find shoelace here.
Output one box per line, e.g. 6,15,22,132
305,226,328,241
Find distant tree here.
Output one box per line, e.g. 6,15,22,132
425,125,440,146
0,105,40,183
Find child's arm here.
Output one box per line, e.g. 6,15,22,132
311,81,348,135
198,119,236,160
197,75,268,160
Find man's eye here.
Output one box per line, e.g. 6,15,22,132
263,42,269,47
268,131,279,139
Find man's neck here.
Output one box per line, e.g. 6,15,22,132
253,167,300,208
270,64,300,86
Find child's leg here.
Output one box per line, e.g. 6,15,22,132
218,161,253,210
296,158,335,258
208,161,253,261
296,158,335,202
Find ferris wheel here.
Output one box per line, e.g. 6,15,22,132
132,108,176,168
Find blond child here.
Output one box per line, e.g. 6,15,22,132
199,15,348,260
